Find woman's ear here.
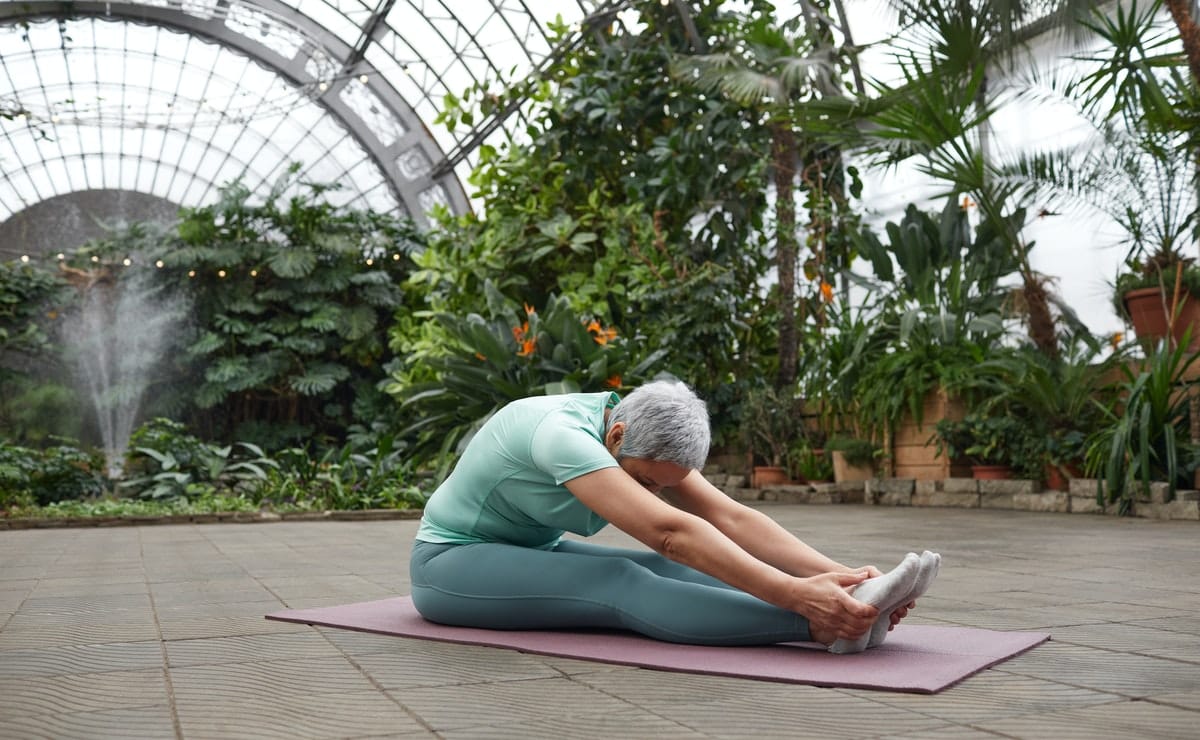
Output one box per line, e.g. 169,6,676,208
605,421,625,456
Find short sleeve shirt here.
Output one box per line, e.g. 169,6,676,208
415,391,620,549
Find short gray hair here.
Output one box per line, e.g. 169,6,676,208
609,379,710,470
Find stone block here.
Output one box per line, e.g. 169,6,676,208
725,474,749,489
1013,491,1069,513
914,480,943,496
761,485,812,504
978,479,1036,495
914,490,979,508
1134,500,1200,520
943,478,978,494
980,491,1014,509
1069,495,1105,514
1176,489,1200,502
869,478,914,506
1069,478,1100,498
1132,482,1172,504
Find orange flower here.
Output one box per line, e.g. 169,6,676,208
819,281,833,303
585,319,602,334
604,374,622,388
517,337,537,356
1110,332,1124,350
524,303,536,316
961,195,976,210
474,352,487,361
512,321,529,342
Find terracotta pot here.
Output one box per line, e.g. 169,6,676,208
971,464,1012,480
752,465,788,488
831,450,874,482
1123,286,1200,350
1043,463,1069,492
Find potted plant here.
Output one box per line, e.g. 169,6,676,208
1012,2,1200,349
824,436,878,482
1083,332,1200,514
935,413,1031,480
738,386,805,487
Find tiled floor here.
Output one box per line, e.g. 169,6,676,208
1,505,1197,739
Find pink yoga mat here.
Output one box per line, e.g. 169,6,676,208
266,596,1048,694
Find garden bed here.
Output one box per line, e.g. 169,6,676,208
0,507,423,530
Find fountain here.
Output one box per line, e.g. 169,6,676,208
60,264,187,478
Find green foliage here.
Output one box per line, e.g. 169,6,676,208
825,436,878,468
738,385,806,468
120,418,279,499
935,414,1036,471
390,285,665,469
95,171,424,446
1084,336,1199,513
250,432,426,511
0,440,105,506
399,5,776,444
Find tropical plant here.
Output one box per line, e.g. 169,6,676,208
738,385,807,469
670,4,867,387
0,439,106,506
825,435,878,468
104,170,424,446
390,283,666,470
1084,333,1200,513
412,2,775,445
935,413,1039,475
120,418,278,499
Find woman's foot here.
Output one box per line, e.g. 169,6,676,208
828,552,921,654
866,550,940,648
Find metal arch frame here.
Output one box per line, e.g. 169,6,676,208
0,0,470,222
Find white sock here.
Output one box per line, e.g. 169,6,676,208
866,550,940,648
828,552,921,654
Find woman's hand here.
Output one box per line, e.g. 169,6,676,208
796,571,878,645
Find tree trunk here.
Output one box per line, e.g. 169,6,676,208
1164,0,1200,85
772,124,799,389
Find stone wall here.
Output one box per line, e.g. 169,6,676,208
701,467,1200,521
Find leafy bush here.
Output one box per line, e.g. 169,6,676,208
121,418,278,499
0,440,105,506
390,284,665,467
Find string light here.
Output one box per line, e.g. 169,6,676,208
392,253,400,261
56,252,65,260
217,269,226,278
187,270,196,277
122,257,132,266
20,255,29,263
365,258,374,266
155,260,164,268
359,74,369,84
250,269,258,277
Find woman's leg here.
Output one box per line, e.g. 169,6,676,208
410,539,812,646
551,538,736,589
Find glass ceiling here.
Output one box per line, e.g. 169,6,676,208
0,0,611,240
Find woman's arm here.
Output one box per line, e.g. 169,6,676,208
661,470,864,578
565,466,877,642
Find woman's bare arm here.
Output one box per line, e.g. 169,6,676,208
565,466,877,641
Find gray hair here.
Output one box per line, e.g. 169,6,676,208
608,379,710,470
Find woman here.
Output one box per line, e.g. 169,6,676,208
410,379,927,651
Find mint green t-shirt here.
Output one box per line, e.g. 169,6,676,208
415,391,621,549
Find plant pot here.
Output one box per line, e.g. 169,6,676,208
1123,286,1200,351
751,465,788,488
831,450,874,482
971,464,1012,480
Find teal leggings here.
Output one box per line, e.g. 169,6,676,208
410,539,812,646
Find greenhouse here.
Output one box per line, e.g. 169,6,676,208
2,1,1200,735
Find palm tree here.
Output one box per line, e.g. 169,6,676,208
670,5,859,387
795,0,1106,358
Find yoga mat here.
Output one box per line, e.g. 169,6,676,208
266,596,1048,694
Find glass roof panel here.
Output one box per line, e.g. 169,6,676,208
0,0,607,251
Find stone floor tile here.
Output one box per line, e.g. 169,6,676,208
878,726,1009,739
0,619,161,649
975,697,1199,739
992,641,1200,697
157,613,311,640
349,639,562,689
390,677,635,733
17,593,153,616
0,705,175,739
166,631,344,666
840,669,1121,724
175,690,429,739
253,574,393,600
0,668,169,718
0,641,164,678
438,708,708,740
28,577,148,598
170,655,380,701
154,598,283,619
